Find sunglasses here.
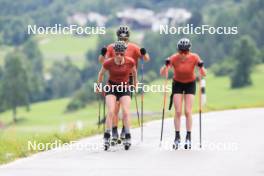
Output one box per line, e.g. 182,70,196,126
115,52,125,56
118,37,128,41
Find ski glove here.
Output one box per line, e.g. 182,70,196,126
198,61,204,68
101,47,107,57
165,59,170,66
140,48,147,55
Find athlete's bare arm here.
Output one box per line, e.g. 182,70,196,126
142,53,150,62
97,66,106,83
160,59,171,77
98,55,105,64
199,67,207,77
98,46,108,64
197,62,207,77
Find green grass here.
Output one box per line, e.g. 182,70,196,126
36,34,98,69
0,97,145,164
1,64,264,164
0,98,102,164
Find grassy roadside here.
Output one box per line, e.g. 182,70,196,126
0,64,264,164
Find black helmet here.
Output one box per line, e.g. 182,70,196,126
177,38,191,51
116,25,130,38
113,41,127,53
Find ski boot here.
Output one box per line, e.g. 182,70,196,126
172,131,181,150
111,128,120,146
120,126,126,142
173,132,181,150
184,132,191,150
123,133,131,150
173,138,181,150
184,139,191,149
103,132,111,151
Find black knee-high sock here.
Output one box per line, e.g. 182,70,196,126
112,126,117,133
186,131,191,140
175,131,180,140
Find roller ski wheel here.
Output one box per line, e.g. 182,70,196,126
112,132,122,145
184,139,191,150
110,138,118,146
124,143,131,150
117,138,122,144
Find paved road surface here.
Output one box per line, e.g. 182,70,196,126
1,108,264,176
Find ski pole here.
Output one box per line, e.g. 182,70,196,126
198,74,206,148
98,94,101,129
134,92,141,127
132,75,140,127
199,76,202,148
160,65,169,146
140,59,144,142
103,92,106,132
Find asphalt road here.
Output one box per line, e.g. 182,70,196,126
1,108,264,176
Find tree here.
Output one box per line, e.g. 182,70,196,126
2,17,31,45
260,48,264,63
230,36,258,88
188,10,203,27
2,50,30,122
49,58,82,98
0,67,5,112
211,57,234,77
66,80,96,112
22,38,45,102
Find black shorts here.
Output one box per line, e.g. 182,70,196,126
168,80,196,110
105,81,131,101
172,80,196,95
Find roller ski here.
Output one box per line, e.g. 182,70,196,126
123,133,131,150
103,132,111,151
184,132,192,150
111,137,122,146
173,132,181,150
